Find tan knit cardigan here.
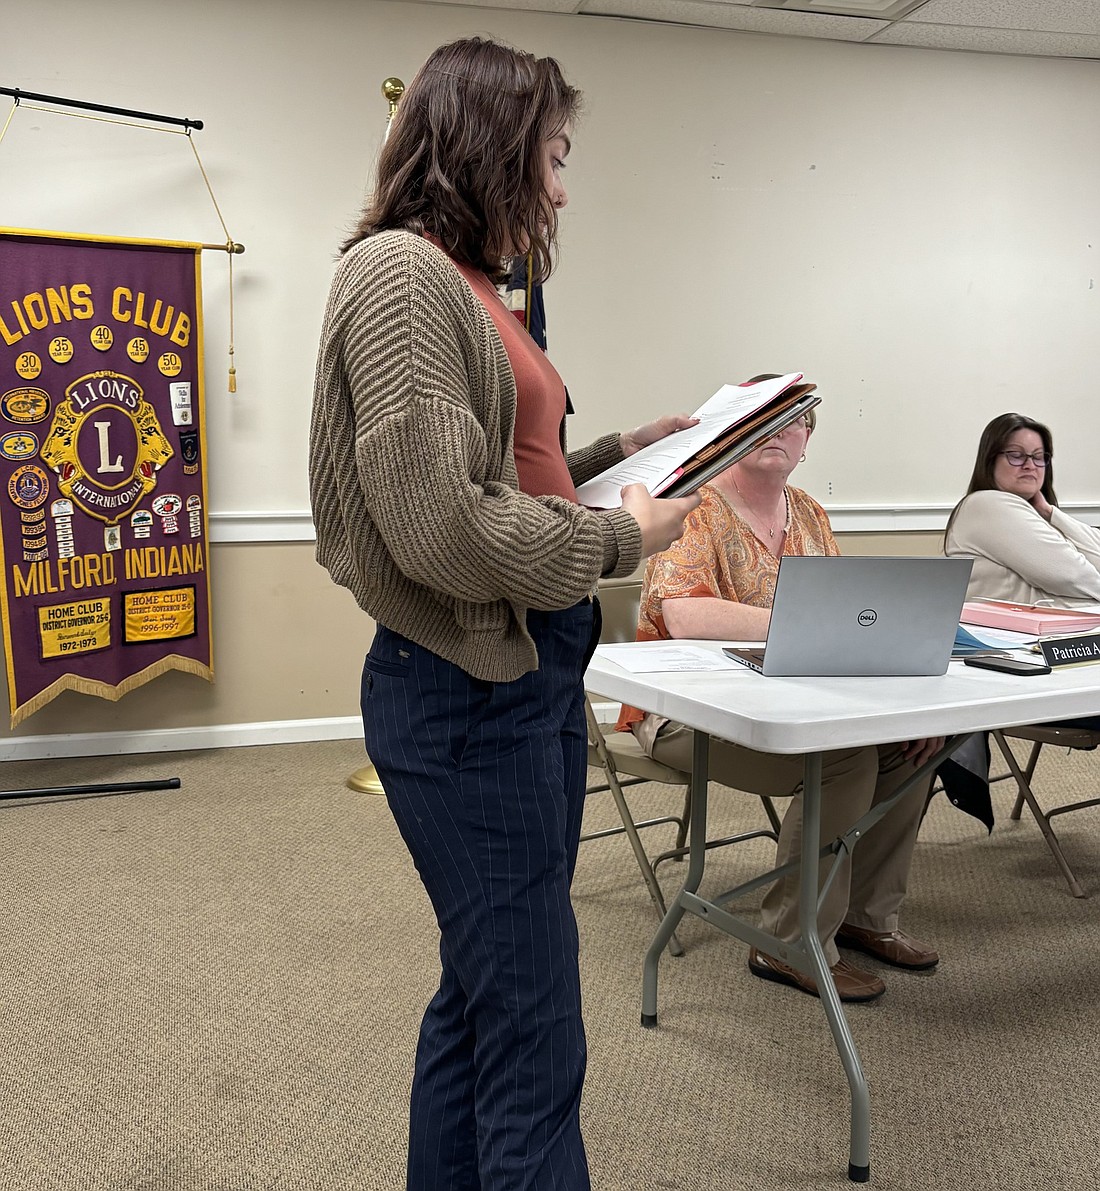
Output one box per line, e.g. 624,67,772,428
309,230,643,682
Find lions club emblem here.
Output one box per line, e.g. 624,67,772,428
41,371,175,525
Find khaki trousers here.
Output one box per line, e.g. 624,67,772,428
634,715,930,966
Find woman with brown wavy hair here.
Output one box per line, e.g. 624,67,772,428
945,412,1100,606
309,37,698,1191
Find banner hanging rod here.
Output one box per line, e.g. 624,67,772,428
0,86,202,130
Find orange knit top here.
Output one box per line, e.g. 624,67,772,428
450,259,576,502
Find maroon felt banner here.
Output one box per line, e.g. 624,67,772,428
0,229,213,727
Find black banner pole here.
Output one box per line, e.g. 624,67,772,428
0,778,182,802
0,87,202,130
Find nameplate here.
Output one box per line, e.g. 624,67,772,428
1039,632,1100,668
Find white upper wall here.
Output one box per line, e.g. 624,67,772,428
3,0,1098,513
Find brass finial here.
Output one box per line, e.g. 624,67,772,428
382,77,405,123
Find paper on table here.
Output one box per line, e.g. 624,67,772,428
595,643,739,673
575,374,803,509
953,624,1038,656
968,626,1038,649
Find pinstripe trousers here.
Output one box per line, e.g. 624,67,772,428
362,597,600,1191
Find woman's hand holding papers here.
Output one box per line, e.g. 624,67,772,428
620,482,700,558
619,413,699,457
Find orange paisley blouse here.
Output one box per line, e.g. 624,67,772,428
616,482,838,731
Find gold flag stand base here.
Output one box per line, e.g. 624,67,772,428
346,762,386,795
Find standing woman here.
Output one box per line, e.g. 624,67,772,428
945,412,1100,606
309,38,698,1191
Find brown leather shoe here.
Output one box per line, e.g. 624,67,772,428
835,923,939,971
747,947,885,1003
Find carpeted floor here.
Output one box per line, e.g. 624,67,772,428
2,738,1099,1190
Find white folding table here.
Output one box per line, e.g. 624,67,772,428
585,643,1100,1183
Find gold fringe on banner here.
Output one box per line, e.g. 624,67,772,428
9,655,215,730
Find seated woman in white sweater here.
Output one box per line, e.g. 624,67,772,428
946,412,1100,733
945,412,1100,607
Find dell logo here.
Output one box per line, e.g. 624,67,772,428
857,609,878,627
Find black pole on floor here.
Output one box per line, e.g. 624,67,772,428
0,778,181,802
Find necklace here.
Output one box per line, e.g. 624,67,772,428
733,480,790,540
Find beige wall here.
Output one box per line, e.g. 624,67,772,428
835,531,941,557
6,0,1100,515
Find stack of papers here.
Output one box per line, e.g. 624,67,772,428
961,600,1100,636
575,373,819,509
953,624,1038,657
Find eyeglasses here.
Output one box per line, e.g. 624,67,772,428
775,412,815,434
999,449,1051,468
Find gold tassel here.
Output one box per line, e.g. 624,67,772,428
226,242,237,392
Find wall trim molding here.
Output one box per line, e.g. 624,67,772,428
209,511,318,543
2,708,629,762
0,716,364,763
210,505,1100,543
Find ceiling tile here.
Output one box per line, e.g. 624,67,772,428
580,0,887,38
909,0,1100,37
870,21,1100,57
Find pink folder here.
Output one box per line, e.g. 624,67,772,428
961,600,1100,636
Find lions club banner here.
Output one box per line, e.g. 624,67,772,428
0,229,213,727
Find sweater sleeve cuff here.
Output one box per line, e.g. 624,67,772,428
1050,507,1075,534
600,508,643,578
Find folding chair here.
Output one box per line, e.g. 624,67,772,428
582,697,783,954
583,578,781,952
990,724,1100,898
582,695,693,954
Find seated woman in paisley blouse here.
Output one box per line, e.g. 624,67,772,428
617,381,943,1004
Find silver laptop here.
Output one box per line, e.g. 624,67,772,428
724,556,973,677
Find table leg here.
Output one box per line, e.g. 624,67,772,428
641,728,711,1027
799,751,871,1183
635,734,967,1181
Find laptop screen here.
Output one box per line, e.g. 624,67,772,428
756,556,973,677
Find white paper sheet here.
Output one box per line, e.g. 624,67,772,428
595,643,740,673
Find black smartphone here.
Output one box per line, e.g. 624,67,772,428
963,654,1052,676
